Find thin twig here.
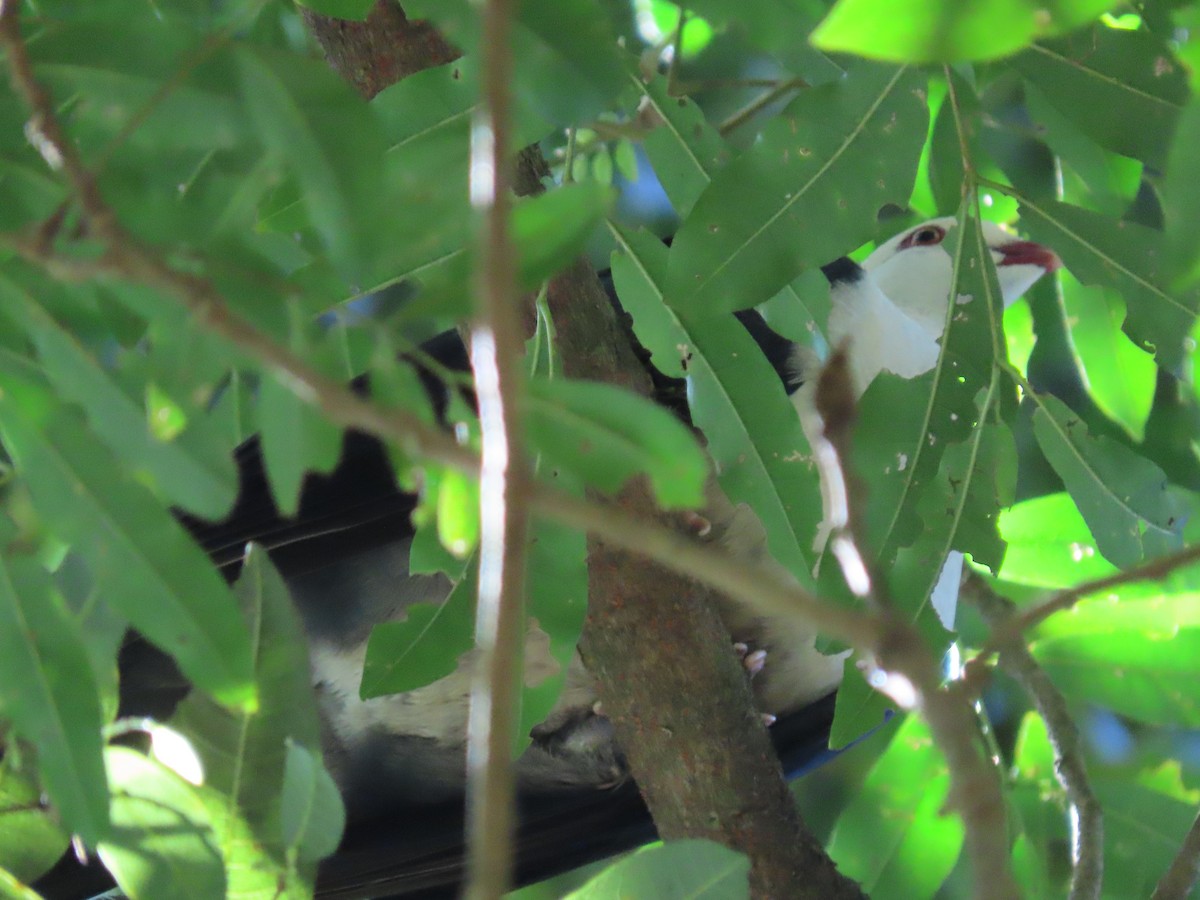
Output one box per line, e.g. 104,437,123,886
966,576,1103,900
978,542,1200,663
463,0,529,896
1152,806,1200,900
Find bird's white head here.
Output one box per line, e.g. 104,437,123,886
862,216,1061,336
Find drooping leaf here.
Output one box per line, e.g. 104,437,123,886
0,354,255,710
279,739,345,865
665,63,927,316
828,715,964,898
1010,25,1187,170
608,225,821,584
0,557,108,844
524,376,708,510
1016,195,1197,369
1031,393,1184,568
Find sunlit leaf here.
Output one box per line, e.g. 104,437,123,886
813,0,1117,63
828,715,963,897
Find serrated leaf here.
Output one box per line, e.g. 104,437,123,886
665,64,927,316
1015,194,1197,370
0,557,107,844
1010,25,1187,169
1031,393,1184,568
565,840,749,899
98,748,224,900
828,715,963,898
812,0,1118,63
0,354,255,710
524,376,707,510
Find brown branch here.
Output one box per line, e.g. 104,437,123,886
812,352,1019,900
965,576,1103,900
979,542,1200,663
462,0,530,896
1153,806,1200,900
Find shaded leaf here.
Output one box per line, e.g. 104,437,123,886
280,740,345,865
608,225,821,583
665,64,927,316
0,557,107,844
1010,25,1187,169
565,840,749,899
1031,393,1184,567
0,745,71,882
0,355,254,709
524,376,707,510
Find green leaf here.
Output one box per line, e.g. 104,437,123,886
812,0,1118,63
608,225,821,584
0,355,255,710
1015,195,1197,369
629,60,730,219
665,64,927,316
517,498,589,746
828,715,964,898
0,756,71,883
1094,778,1198,897
171,546,323,851
258,371,344,518
1010,25,1187,169
514,183,615,288
98,748,225,900
1031,393,1184,568
565,840,749,899
1029,591,1200,726
1164,97,1200,284
436,469,480,559
1060,275,1155,441
996,492,1118,588
279,739,345,865
361,568,467,698
236,45,391,279
0,274,238,520
295,0,374,18
0,557,108,844
524,376,708,510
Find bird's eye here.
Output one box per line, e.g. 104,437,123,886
896,224,947,251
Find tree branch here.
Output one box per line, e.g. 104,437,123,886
965,575,1103,900
1153,806,1200,900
